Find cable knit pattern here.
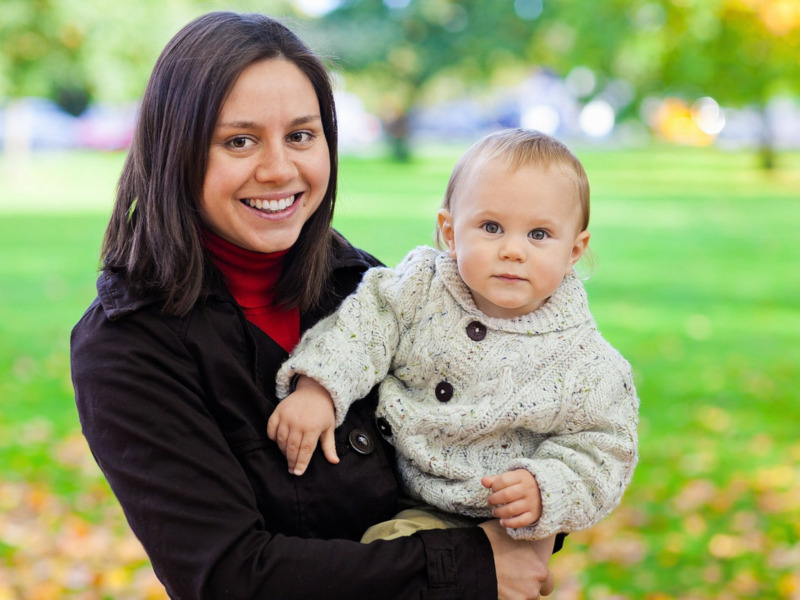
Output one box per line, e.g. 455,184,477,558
276,246,639,540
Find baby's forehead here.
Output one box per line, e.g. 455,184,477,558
459,157,581,198
453,159,586,220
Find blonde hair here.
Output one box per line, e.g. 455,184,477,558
437,128,590,248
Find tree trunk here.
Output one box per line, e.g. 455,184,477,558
385,112,411,162
758,104,775,171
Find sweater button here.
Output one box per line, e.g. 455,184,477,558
348,429,375,455
435,381,454,402
466,321,486,341
376,417,392,437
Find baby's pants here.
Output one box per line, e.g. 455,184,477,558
361,506,479,543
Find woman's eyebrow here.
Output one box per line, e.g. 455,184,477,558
215,115,322,129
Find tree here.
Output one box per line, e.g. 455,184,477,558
314,0,551,159
0,0,299,110
653,0,800,168
315,0,799,165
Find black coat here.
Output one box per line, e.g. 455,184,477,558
71,237,496,599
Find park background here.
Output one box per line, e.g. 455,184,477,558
1,0,799,598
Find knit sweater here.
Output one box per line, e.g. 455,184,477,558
276,246,639,540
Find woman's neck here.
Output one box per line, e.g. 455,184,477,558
202,229,299,352
202,229,288,306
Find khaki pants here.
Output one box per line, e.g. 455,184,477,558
361,506,481,543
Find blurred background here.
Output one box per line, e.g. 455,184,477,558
1,0,798,598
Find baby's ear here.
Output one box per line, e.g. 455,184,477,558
569,230,590,267
437,209,457,258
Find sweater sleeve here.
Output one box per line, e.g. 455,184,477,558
276,248,435,426
505,347,640,540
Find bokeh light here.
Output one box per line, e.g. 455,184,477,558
579,99,615,137
692,97,727,136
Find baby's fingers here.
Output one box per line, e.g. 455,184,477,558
320,428,340,466
495,503,537,529
486,486,519,507
481,475,497,489
266,412,281,443
286,431,318,476
500,513,536,529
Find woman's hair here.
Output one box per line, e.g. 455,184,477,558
437,128,590,247
102,11,339,315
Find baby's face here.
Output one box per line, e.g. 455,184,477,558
438,158,589,319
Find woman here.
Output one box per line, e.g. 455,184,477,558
71,12,555,599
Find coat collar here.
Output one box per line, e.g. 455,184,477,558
96,232,378,321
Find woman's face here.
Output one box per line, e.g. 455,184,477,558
201,58,331,253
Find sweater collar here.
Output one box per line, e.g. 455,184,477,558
435,252,593,334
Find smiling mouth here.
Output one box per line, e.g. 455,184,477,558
242,194,297,213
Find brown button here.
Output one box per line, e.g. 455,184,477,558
466,321,486,341
435,381,454,402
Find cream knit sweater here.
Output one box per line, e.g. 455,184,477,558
277,246,639,539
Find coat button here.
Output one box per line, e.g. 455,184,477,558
376,417,392,437
466,321,486,341
435,381,454,402
348,429,375,455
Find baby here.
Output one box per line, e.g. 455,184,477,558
270,128,639,543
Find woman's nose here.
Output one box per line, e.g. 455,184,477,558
254,145,297,183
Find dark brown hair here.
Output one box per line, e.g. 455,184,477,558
102,12,339,315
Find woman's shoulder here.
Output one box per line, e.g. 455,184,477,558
329,232,382,271
72,271,188,349
92,269,164,321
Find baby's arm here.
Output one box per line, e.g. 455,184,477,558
481,469,542,529
267,375,339,476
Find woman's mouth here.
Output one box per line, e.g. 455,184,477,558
242,194,297,213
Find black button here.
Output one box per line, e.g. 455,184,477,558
376,417,392,437
348,429,375,455
466,321,486,341
435,381,454,402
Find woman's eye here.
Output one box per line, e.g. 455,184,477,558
529,229,548,240
482,222,501,234
288,131,314,143
227,136,253,149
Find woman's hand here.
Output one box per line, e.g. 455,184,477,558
478,520,554,600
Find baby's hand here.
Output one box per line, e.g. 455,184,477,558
267,376,339,476
482,469,542,529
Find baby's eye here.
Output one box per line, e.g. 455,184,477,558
482,222,501,234
529,229,548,240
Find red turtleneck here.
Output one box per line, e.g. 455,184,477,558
203,230,300,353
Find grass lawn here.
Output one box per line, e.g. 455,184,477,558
1,145,798,598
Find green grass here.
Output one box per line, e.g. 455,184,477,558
1,145,799,598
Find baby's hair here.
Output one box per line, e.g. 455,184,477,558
437,128,590,248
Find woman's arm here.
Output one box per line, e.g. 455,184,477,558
71,301,500,600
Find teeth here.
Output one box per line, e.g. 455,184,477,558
247,195,295,213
